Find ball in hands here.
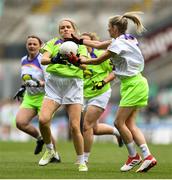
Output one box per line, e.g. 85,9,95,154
60,41,78,55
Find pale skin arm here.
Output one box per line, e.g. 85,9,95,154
83,39,111,49
80,50,112,65
41,51,51,65
78,56,88,70
103,72,116,84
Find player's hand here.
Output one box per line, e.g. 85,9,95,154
92,80,106,90
25,79,40,87
66,52,81,67
13,85,26,101
51,53,67,64
79,56,88,64
68,34,83,45
83,69,93,79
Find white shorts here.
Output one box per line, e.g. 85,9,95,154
83,89,111,111
45,74,83,105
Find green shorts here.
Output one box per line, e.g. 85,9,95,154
20,92,45,113
119,73,149,107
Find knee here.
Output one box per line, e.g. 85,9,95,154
16,121,21,129
16,119,27,130
93,126,98,135
127,124,137,133
70,123,80,135
114,119,122,130
39,114,50,126
83,122,93,133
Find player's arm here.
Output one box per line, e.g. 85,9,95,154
41,51,65,65
103,72,116,84
80,50,112,65
41,51,51,65
92,72,116,90
71,34,111,49
83,39,111,49
78,55,87,70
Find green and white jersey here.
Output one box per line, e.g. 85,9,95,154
84,48,113,99
41,37,88,79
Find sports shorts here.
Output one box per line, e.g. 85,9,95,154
119,73,149,107
83,89,111,111
45,74,83,105
20,92,44,113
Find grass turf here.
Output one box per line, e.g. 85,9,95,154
0,140,171,179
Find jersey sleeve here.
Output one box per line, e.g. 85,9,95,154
40,39,55,56
107,38,123,55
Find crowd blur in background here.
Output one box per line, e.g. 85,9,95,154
0,0,172,144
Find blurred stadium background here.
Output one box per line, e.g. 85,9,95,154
0,0,172,144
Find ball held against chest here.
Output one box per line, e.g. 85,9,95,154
59,41,78,55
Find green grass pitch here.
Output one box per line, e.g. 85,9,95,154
0,140,171,179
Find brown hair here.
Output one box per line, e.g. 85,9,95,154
27,35,43,46
109,11,146,34
81,32,99,40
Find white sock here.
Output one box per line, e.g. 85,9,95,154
46,143,54,150
113,127,120,137
77,154,85,164
84,152,90,162
139,144,151,159
126,141,137,157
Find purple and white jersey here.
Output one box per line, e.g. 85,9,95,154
108,34,144,77
21,53,45,95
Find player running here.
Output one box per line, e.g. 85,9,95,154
79,32,123,164
14,35,61,162
69,11,157,173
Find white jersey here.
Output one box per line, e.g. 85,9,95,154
21,53,46,95
107,34,144,77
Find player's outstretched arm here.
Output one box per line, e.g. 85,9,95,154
71,34,111,49
84,39,111,49
80,50,111,65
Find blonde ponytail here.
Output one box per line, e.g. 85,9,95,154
122,11,146,34
109,11,146,34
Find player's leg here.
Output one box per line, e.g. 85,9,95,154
83,105,104,163
38,98,61,166
16,107,44,155
50,135,61,163
126,110,157,172
16,108,38,138
66,103,88,171
93,123,123,147
115,107,142,172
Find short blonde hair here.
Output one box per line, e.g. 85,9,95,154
109,11,146,34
